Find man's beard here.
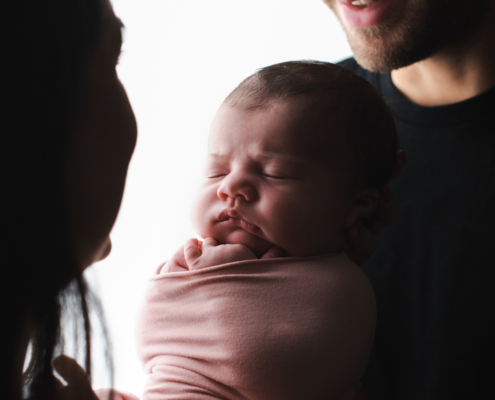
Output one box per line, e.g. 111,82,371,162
335,0,490,73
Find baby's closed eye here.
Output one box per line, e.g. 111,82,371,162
207,173,227,179
205,165,229,179
262,166,301,180
262,173,289,180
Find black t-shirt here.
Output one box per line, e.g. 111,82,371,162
340,58,495,400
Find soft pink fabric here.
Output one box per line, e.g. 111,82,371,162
137,253,376,400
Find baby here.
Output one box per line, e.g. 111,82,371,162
137,61,397,400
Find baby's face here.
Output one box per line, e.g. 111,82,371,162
191,101,357,257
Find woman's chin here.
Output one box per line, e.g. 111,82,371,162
94,238,112,263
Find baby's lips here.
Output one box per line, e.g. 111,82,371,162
218,208,260,233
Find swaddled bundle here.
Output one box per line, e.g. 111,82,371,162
136,61,399,400
137,253,375,400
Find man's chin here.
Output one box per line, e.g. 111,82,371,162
341,0,486,74
345,26,412,72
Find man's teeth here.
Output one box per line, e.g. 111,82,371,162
351,0,378,7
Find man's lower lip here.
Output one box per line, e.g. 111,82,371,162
338,0,395,27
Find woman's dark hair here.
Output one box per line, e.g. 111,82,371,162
1,0,110,398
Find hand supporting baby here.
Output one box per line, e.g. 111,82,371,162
345,150,406,266
161,238,285,273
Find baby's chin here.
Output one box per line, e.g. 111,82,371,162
221,229,275,258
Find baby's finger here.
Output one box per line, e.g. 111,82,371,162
202,237,218,248
261,246,285,259
184,238,202,265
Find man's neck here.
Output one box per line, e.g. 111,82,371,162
391,6,495,107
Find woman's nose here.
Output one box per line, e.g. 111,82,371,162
217,172,257,202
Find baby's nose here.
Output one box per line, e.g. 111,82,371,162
217,173,257,202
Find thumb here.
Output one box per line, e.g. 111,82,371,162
53,356,89,387
184,238,202,266
53,355,97,399
201,237,218,249
261,246,285,259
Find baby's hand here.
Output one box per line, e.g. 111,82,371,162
161,238,284,273
184,238,256,270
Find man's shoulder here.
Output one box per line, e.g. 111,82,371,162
337,57,361,73
337,57,381,89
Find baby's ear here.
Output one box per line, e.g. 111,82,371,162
344,187,380,229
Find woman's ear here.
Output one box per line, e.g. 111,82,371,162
344,187,380,229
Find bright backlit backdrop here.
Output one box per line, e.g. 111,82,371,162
87,0,351,395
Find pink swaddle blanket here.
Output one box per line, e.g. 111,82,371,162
137,252,375,400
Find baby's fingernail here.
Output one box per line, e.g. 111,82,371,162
357,389,368,400
382,186,392,203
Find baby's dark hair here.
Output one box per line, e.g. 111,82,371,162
224,61,397,190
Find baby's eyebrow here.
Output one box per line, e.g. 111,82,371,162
207,153,228,160
207,152,311,165
257,151,309,165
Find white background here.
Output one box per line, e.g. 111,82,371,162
87,0,351,396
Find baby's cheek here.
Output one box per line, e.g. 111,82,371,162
269,209,321,256
190,192,209,236
268,205,302,244
190,186,220,239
